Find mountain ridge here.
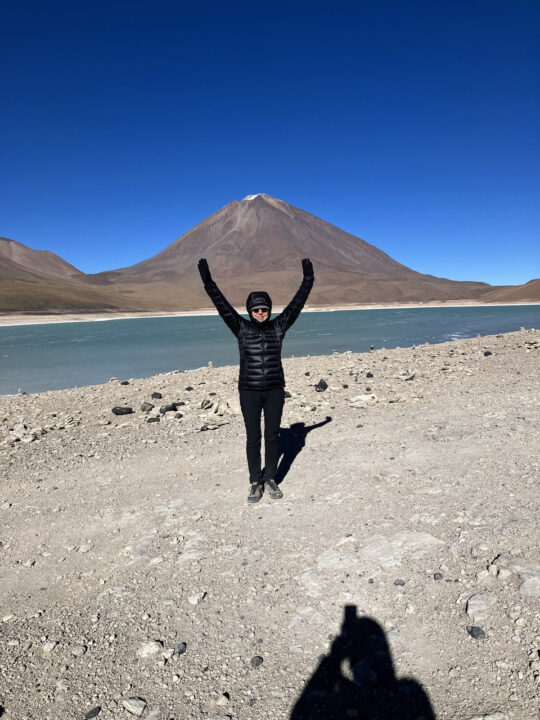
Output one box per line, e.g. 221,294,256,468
1,196,538,312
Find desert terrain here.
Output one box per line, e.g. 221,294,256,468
1,329,539,719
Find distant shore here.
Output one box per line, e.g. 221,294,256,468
1,299,539,327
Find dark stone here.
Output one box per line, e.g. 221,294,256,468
305,371,310,376
111,406,133,415
200,425,209,431
160,404,176,414
370,345,375,350
85,708,102,719
366,372,374,378
284,390,292,398
484,351,492,357
174,642,187,655
140,402,154,413
185,386,194,391
366,386,371,392
175,413,184,419
342,384,348,389
175,401,186,406
250,655,264,668
151,392,163,399
393,579,405,586
249,699,257,706
315,379,328,392
356,424,363,428
466,625,486,639
433,572,443,581
147,417,160,424
209,392,216,396
120,380,129,385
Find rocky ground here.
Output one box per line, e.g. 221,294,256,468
0,328,539,720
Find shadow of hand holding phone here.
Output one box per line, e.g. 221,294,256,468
290,605,435,720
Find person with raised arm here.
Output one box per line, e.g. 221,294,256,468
198,257,314,503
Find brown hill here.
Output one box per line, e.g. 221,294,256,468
1,196,536,313
0,237,131,313
0,237,85,283
479,278,540,303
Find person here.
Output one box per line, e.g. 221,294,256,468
197,257,314,503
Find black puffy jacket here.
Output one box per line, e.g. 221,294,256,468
203,274,314,390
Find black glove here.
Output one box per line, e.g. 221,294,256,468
198,258,212,284
302,258,314,277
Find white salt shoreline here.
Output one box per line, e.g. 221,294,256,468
0,300,538,327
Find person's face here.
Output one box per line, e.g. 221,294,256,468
251,307,269,321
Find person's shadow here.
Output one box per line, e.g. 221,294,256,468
290,605,436,720
275,416,332,485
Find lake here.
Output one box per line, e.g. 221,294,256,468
1,305,538,395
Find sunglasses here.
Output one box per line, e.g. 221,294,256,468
252,307,269,313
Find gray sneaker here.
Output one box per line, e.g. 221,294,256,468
265,479,283,499
247,483,263,503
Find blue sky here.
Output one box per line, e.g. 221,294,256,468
1,0,539,285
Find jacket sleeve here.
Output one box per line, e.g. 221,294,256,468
275,273,314,334
203,280,242,337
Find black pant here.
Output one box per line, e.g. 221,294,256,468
239,388,285,484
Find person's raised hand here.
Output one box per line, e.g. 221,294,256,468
302,258,314,277
198,258,212,284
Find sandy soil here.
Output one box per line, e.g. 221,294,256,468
1,329,539,720
1,301,539,326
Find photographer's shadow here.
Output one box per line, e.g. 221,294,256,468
275,416,332,484
290,605,435,720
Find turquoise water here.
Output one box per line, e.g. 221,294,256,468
0,305,538,396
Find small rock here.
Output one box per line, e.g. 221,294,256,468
160,404,177,414
433,573,443,581
72,643,87,657
466,625,486,640
151,392,163,399
43,640,58,653
174,642,187,655
84,707,101,719
250,655,264,668
315,379,328,392
393,579,405,586
147,417,160,424
466,594,495,622
188,592,206,606
122,697,147,716
483,351,492,356
120,380,130,385
216,692,230,706
141,402,154,413
137,641,163,658
111,406,133,415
